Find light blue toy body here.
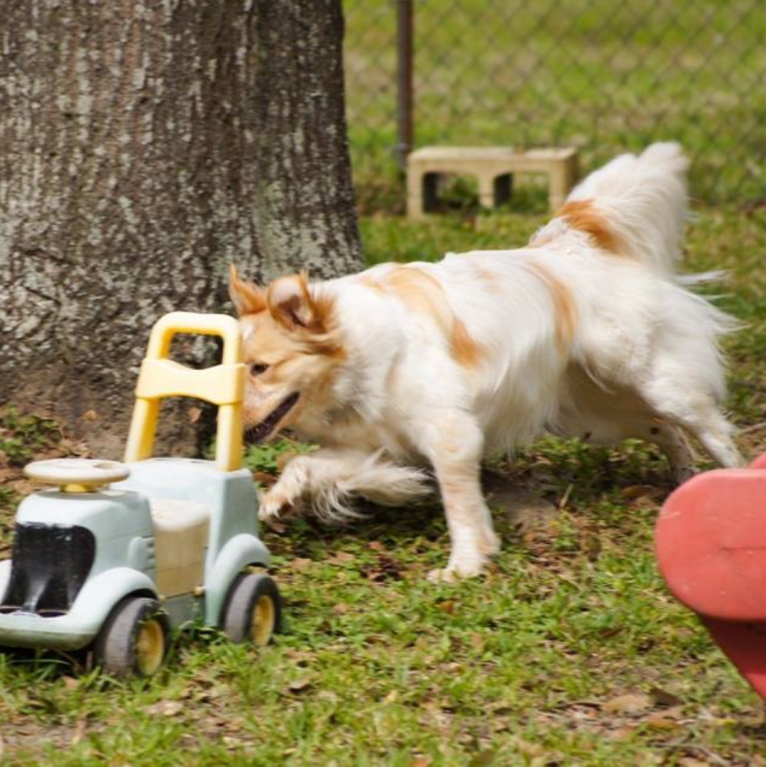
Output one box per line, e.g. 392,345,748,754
0,313,278,669
0,459,268,650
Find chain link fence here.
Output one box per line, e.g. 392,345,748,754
344,0,766,209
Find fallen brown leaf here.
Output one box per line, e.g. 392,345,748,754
487,701,513,715
284,648,318,663
510,737,544,757
327,551,356,565
601,692,652,715
470,633,486,651
641,710,682,730
649,686,682,708
621,484,657,499
607,725,637,741
194,686,228,704
469,750,497,766
144,700,184,717
581,532,602,560
287,678,313,694
361,554,403,581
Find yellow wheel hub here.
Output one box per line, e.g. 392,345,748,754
136,619,165,676
252,595,275,646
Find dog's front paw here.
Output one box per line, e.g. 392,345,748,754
671,465,697,486
427,555,488,583
427,567,460,584
483,529,502,556
259,489,293,523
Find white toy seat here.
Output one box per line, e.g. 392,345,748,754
24,459,130,492
148,498,210,597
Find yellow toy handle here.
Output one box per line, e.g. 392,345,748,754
124,312,246,472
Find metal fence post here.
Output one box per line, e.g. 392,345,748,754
396,0,414,171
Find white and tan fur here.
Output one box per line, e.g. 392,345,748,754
229,143,741,581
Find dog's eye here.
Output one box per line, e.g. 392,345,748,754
249,363,269,376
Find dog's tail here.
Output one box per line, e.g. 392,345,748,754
531,142,689,276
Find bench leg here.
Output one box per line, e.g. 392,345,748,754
423,172,440,213
407,167,423,219
478,174,495,210
494,174,512,207
408,170,441,219
548,156,578,211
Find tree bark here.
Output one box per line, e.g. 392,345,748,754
0,0,361,456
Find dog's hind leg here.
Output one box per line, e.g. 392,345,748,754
668,406,741,469
555,372,695,483
637,370,742,469
413,413,500,582
645,421,697,484
562,411,697,484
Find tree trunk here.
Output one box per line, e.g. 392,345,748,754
0,0,361,457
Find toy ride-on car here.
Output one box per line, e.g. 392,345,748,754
0,312,281,677
656,452,766,703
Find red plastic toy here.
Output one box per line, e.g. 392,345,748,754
656,453,766,702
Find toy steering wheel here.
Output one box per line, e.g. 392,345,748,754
24,459,130,491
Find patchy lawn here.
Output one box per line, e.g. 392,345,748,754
1,206,766,766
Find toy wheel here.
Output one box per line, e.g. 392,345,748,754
222,573,282,646
95,596,170,678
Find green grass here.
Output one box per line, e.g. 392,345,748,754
3,5,766,761
344,0,766,209
2,207,766,765
0,406,62,468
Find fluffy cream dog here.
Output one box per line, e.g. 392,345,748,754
229,143,741,581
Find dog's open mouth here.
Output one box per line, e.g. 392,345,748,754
246,393,300,443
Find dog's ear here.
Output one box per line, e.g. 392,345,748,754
267,273,324,332
229,264,266,316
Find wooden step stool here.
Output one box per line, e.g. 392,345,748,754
407,146,578,218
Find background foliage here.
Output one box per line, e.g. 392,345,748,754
345,0,766,210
